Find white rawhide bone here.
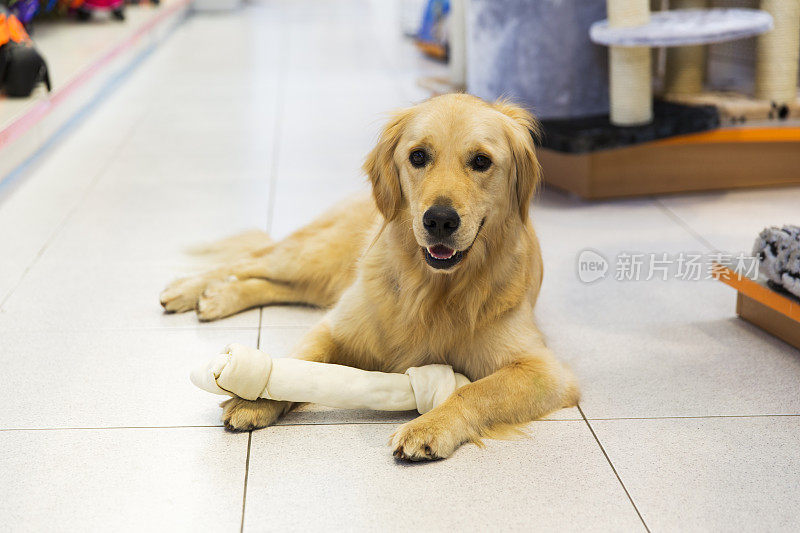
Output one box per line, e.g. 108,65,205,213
191,344,471,414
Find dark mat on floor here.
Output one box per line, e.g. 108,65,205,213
539,101,720,153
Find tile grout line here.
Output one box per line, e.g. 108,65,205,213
0,420,551,432
256,308,263,347
240,431,252,533
578,404,651,533
0,325,262,333
4,412,798,432
257,10,289,353
653,198,718,252
584,413,800,420
0,425,226,431
243,268,269,533
243,295,267,533
262,16,289,237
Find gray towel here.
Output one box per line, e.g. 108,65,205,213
752,225,800,297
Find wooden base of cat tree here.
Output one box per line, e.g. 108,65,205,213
540,124,800,199
715,265,800,351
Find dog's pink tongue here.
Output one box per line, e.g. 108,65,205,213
429,245,455,260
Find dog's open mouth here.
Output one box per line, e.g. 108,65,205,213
423,244,465,269
421,219,485,271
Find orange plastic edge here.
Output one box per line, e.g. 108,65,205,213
654,127,800,146
714,264,800,322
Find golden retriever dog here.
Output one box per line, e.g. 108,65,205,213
160,93,579,461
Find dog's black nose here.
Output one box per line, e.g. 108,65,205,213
423,205,460,238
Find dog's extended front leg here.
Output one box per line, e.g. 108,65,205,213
391,351,579,461
222,321,342,430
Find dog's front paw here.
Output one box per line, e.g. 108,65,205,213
221,397,288,431
390,418,461,461
197,279,243,321
160,275,209,313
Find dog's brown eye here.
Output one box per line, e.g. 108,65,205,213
470,154,492,171
409,149,428,168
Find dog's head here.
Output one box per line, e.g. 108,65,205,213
364,94,541,272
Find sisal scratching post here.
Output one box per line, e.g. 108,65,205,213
607,0,653,125
448,0,467,89
664,0,708,95
755,0,800,104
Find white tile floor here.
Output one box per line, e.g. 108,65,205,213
1,1,799,531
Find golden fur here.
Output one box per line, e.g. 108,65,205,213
160,94,579,461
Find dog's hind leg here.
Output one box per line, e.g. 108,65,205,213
160,257,275,314
196,277,329,321
161,194,379,318
187,229,275,263
184,222,367,320
248,194,379,302
160,247,344,316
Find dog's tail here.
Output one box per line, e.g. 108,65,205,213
186,229,274,263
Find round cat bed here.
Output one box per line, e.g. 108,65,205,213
589,8,772,47
591,7,773,126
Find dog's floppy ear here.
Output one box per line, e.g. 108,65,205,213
494,100,542,223
364,108,411,221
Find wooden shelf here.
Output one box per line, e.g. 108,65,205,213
715,265,800,350
540,125,800,199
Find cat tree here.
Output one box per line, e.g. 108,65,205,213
590,0,774,125
523,0,800,198
755,0,800,104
